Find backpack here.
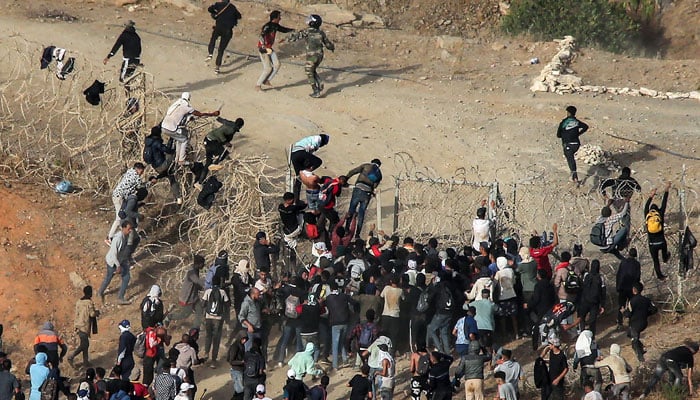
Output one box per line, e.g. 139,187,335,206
358,322,376,348
416,353,430,376
462,316,478,341
582,274,602,305
647,300,658,316
206,288,224,317
284,294,300,319
533,357,550,389
646,209,662,234
590,222,607,247
317,177,338,208
416,287,431,313
204,263,220,290
563,269,582,294
40,376,58,400
243,351,262,378
143,139,156,166
134,331,147,358
436,286,453,312
367,164,382,183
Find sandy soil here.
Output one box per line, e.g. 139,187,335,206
0,0,699,399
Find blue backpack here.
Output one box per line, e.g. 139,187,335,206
367,164,382,183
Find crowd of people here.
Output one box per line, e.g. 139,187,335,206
11,1,700,399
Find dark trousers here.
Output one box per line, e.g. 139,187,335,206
143,354,157,386
346,188,372,238
204,318,224,361
381,316,400,355
649,241,670,279
577,302,599,336
644,358,685,396
539,384,552,400
204,139,228,168
549,384,564,400
630,323,647,362
207,27,233,68
318,319,331,359
617,290,632,325
290,151,323,202
70,331,90,363
562,142,580,180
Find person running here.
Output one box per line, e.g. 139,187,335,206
103,20,142,82
256,10,294,91
206,0,242,74
165,254,206,329
344,159,382,239
98,220,133,305
640,340,699,398
556,105,588,184
286,14,335,98
160,92,220,166
107,163,145,244
644,182,672,280
67,286,97,368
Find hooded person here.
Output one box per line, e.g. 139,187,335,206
103,20,142,82
140,284,164,329
33,322,67,368
117,319,137,380
29,352,50,400
573,330,602,392
288,342,322,378
231,259,252,314
594,343,631,399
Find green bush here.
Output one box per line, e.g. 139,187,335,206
501,0,641,53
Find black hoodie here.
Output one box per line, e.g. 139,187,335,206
108,27,142,60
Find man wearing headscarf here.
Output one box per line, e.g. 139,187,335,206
594,344,631,400
116,320,136,380
68,286,98,368
160,92,220,166
140,285,164,330
573,330,601,392
231,259,253,317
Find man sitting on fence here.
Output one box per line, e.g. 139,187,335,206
591,198,629,260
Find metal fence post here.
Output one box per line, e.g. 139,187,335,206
393,179,400,233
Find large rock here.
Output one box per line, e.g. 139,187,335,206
360,13,385,27
303,4,357,26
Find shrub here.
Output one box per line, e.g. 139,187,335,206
501,0,641,53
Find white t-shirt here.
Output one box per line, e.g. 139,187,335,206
380,286,403,318
161,99,194,131
583,391,603,400
472,218,491,250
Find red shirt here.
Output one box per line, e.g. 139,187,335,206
531,245,555,279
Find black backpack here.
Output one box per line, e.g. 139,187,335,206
244,351,262,378
590,222,607,247
563,269,582,294
435,286,453,312
533,357,550,388
416,353,430,376
206,288,224,317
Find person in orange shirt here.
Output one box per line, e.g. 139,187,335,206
34,322,68,367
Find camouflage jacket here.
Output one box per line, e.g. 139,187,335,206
287,27,335,55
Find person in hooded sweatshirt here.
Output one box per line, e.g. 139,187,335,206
573,330,602,392
143,126,179,202
494,256,519,340
594,343,631,400
116,320,136,381
140,285,164,330
29,352,50,400
33,322,67,368
103,20,142,82
288,343,323,379
577,260,606,337
428,351,453,400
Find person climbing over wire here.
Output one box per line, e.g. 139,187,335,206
286,14,335,98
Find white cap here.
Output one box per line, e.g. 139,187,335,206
256,384,265,394
180,383,194,392
181,92,191,101
287,369,296,379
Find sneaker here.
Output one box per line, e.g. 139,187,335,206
209,360,218,369
309,91,322,98
276,362,284,369
194,183,203,191
214,67,220,74
206,54,212,61
208,164,224,172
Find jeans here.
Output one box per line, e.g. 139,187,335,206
70,331,90,364
98,263,130,300
275,324,303,363
204,319,224,361
107,196,124,239
644,359,685,396
207,27,233,68
577,301,599,336
649,241,670,278
426,313,451,354
290,151,323,203
257,51,280,86
230,369,244,394
562,142,580,181
331,324,348,369
346,188,372,238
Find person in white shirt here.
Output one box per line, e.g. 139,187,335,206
471,200,494,251
160,92,219,165
582,380,603,400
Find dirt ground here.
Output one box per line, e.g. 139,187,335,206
1,0,700,399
